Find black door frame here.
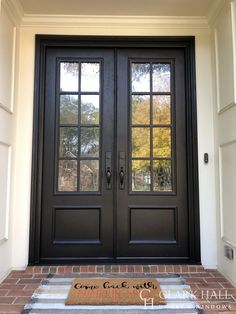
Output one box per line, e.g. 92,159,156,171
29,35,200,265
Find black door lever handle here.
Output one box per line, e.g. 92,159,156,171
106,168,112,186
105,152,112,190
118,152,126,190
119,168,125,187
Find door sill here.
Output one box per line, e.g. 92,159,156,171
31,257,201,265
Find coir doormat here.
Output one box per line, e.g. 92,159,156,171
66,278,166,305
22,274,204,313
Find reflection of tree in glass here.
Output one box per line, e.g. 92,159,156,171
132,95,150,124
153,95,171,124
154,160,172,191
60,128,78,157
81,101,99,124
58,160,77,191
80,160,99,191
132,96,171,159
153,128,171,157
132,128,150,158
62,63,79,76
81,128,99,157
132,63,170,92
132,63,150,78
153,64,171,92
60,63,79,92
60,95,78,124
132,63,150,91
132,160,150,191
131,93,172,191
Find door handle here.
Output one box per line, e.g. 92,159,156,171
106,168,112,186
105,152,112,190
119,152,126,190
119,169,125,187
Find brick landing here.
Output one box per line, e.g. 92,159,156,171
0,265,235,314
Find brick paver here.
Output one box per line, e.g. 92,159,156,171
0,265,235,313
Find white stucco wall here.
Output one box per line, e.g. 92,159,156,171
9,21,217,270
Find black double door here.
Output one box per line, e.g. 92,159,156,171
40,46,191,263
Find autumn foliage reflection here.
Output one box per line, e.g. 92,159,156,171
131,68,172,192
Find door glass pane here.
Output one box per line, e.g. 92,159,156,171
81,63,100,92
58,160,77,191
153,160,172,192
57,59,101,193
132,160,151,191
59,127,78,158
153,127,171,157
60,95,78,125
81,95,99,124
153,95,171,125
80,160,99,191
60,62,79,92
80,127,99,157
152,63,171,92
130,60,173,193
132,95,150,125
132,128,150,158
132,63,150,92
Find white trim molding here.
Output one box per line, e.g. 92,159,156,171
231,0,236,103
21,15,209,30
219,140,236,249
0,141,12,242
10,25,16,113
214,1,236,113
0,2,17,113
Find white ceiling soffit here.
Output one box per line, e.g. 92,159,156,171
19,0,216,17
